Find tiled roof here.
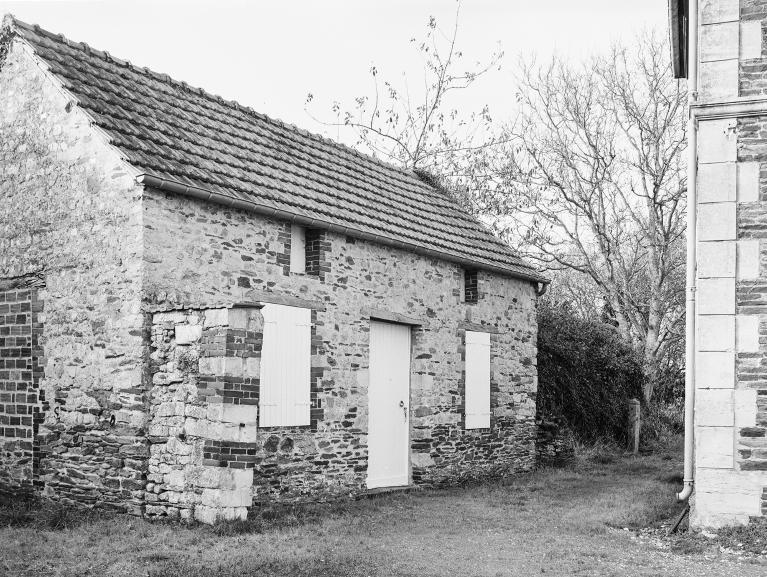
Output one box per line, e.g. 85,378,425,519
4,16,546,283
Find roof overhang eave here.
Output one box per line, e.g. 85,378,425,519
136,173,550,287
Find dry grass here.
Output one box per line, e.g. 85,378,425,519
1,444,765,577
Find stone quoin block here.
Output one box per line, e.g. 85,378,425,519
698,277,736,315
737,162,761,203
698,119,737,163
700,22,739,62
734,389,758,428
699,241,736,278
695,351,736,389
700,0,739,25
700,60,739,100
175,324,202,344
697,315,736,351
698,162,736,203
737,240,761,279
698,202,737,241
696,426,735,468
736,314,761,352
693,480,761,527
740,20,764,60
696,389,735,427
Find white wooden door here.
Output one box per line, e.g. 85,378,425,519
367,321,411,489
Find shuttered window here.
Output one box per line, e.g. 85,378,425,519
259,303,312,426
465,331,491,429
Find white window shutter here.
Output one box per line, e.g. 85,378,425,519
259,304,312,426
465,331,491,429
290,224,306,273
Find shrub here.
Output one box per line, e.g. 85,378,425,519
536,302,644,444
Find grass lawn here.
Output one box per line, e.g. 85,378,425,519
2,446,766,577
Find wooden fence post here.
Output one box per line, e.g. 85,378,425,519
628,399,641,454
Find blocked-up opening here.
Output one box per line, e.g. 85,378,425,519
290,224,306,273
305,228,324,277
464,269,478,304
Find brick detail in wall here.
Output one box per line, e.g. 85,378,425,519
305,229,330,280
309,309,325,428
0,278,45,497
198,322,262,405
203,440,258,469
464,269,479,304
277,222,292,276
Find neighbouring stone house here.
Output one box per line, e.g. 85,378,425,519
671,0,767,527
0,16,546,522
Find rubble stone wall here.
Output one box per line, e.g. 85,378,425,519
142,186,539,509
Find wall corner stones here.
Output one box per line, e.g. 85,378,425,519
147,306,262,522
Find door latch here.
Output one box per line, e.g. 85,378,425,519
399,400,407,420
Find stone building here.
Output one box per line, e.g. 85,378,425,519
671,0,767,527
0,16,546,522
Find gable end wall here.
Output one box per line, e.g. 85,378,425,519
0,39,147,512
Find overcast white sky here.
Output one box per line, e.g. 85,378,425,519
1,0,670,143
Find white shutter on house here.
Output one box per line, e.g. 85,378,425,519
259,303,312,426
465,331,491,429
290,224,306,273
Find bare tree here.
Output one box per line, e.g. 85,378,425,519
487,33,687,402
305,2,504,196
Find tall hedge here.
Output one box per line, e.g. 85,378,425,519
536,302,644,443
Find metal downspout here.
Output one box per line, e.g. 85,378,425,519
678,0,698,502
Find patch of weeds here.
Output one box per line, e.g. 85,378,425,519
717,517,767,556
0,495,110,530
619,460,657,474
668,533,711,555
211,517,264,536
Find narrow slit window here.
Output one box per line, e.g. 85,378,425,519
464,269,478,303
465,330,491,429
290,224,306,273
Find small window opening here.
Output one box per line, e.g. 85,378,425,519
464,269,478,304
290,224,306,273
